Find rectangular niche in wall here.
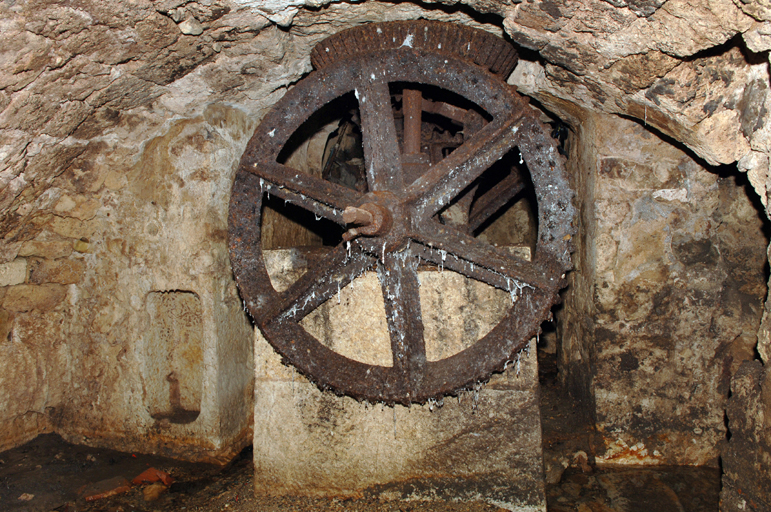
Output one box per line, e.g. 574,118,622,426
144,291,203,424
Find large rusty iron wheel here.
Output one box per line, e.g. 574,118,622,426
229,21,576,405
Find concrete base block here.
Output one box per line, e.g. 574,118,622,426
254,337,545,511
253,249,546,510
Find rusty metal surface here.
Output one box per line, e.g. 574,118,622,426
467,169,526,232
228,22,576,404
310,20,519,79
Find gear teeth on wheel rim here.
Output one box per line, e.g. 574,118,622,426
310,20,519,79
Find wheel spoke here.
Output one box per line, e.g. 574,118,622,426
245,161,360,223
421,97,468,124
356,71,403,191
408,242,505,291
377,251,426,396
265,242,376,324
406,110,525,217
410,221,553,291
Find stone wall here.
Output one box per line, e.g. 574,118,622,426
562,113,767,466
0,103,259,461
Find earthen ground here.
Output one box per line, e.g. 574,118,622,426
0,353,719,512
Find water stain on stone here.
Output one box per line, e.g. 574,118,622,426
673,238,719,267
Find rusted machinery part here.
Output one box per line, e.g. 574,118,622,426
310,20,519,79
228,47,576,405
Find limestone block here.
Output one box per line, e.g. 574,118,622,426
28,258,86,285
743,22,771,52
0,258,26,286
506,5,761,167
739,150,770,208
40,105,257,462
47,216,98,240
734,0,771,22
254,250,545,510
255,341,544,509
53,274,254,465
54,196,101,221
3,284,66,312
17,241,72,260
42,100,92,138
694,109,751,165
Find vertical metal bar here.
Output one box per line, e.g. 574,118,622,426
403,89,422,155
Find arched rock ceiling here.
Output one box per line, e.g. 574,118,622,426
221,0,771,214
1,0,770,258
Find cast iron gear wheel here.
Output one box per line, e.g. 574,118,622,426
228,21,576,405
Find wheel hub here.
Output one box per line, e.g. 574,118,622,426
343,195,395,241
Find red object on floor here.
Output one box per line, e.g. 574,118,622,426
132,467,174,486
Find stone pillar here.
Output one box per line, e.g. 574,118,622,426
253,249,546,511
561,113,768,466
558,109,598,429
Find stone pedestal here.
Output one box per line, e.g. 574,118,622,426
253,249,546,511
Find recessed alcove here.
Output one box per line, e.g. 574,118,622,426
144,290,203,425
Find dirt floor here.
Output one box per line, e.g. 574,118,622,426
0,353,720,512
